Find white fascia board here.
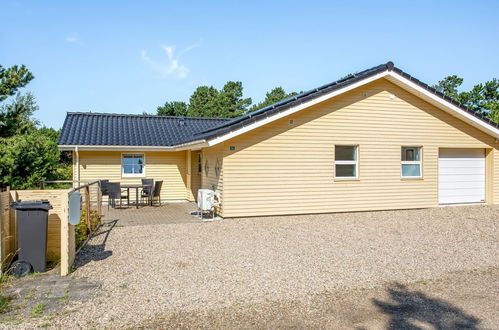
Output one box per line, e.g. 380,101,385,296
58,140,207,152
206,71,390,147
386,71,499,139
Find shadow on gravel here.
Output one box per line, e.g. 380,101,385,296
371,283,480,330
74,220,117,268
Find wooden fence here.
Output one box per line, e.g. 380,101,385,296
0,181,101,276
0,187,15,269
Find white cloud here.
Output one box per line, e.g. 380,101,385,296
141,44,196,79
65,33,82,45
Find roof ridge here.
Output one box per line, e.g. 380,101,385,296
67,112,231,121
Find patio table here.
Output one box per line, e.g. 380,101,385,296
120,184,153,209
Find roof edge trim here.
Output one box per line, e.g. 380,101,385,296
58,139,207,152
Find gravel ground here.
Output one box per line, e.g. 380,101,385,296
7,205,499,328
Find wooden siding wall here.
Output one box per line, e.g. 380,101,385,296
77,151,188,201
191,151,202,200
221,79,499,217
201,144,224,215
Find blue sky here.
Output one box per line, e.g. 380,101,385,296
2,0,499,129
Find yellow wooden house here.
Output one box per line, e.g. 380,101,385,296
59,62,499,217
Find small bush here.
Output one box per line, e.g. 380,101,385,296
31,302,45,317
75,210,101,248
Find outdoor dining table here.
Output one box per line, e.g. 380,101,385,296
120,183,153,209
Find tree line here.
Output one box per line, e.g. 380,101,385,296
432,76,499,123
0,65,71,189
156,83,298,118
156,76,499,123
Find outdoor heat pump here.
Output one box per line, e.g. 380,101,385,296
197,189,220,220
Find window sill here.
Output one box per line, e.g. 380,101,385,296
334,177,360,182
401,177,424,181
122,174,146,179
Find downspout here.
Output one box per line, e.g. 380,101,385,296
75,146,80,187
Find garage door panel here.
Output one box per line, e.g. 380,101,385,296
439,195,484,204
439,174,486,184
439,158,485,165
439,167,485,176
439,149,484,158
439,187,485,197
438,148,485,204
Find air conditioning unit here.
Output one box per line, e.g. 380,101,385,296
197,189,220,220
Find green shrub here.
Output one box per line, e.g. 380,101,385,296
0,294,9,314
75,210,101,248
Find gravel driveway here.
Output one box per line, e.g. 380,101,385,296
10,205,499,328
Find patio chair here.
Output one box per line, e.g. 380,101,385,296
141,178,154,205
150,181,163,206
107,182,128,209
99,180,109,197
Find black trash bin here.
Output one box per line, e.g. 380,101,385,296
10,200,53,274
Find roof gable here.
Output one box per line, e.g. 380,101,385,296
198,62,499,146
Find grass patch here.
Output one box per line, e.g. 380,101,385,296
0,295,10,314
118,283,128,289
31,303,45,317
59,292,69,303
0,273,12,314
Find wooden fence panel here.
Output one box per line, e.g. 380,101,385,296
2,183,99,276
13,190,68,260
0,188,14,270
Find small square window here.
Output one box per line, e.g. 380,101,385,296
122,154,145,177
334,145,358,179
401,147,422,178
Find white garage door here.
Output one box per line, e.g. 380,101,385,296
439,148,485,204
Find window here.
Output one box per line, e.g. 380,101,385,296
197,152,202,174
401,147,422,178
122,154,145,177
335,145,358,179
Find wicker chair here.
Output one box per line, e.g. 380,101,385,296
151,181,163,206
107,182,128,209
141,179,154,205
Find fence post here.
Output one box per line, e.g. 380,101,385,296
85,186,90,230
0,188,3,275
60,191,70,276
97,181,102,219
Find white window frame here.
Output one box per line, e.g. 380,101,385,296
121,153,146,178
401,146,422,179
197,152,202,174
334,145,359,180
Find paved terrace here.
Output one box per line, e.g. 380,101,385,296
102,202,200,226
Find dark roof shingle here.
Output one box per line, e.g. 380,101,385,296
58,113,230,146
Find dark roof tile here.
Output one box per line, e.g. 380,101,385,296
58,112,230,146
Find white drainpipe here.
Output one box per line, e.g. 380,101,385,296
75,146,80,187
